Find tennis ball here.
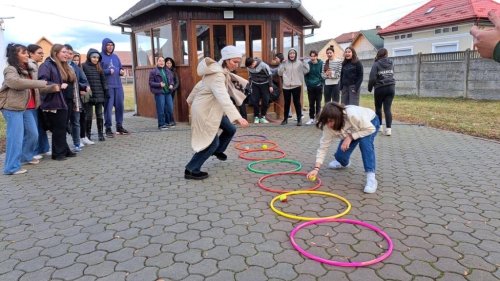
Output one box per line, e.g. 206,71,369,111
279,194,287,202
262,144,268,149
309,176,316,182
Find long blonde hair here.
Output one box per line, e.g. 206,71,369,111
50,44,76,82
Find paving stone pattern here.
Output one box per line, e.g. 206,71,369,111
1,114,499,281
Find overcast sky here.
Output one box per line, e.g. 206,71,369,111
1,0,434,53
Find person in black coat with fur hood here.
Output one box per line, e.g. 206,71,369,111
82,48,109,141
368,48,396,136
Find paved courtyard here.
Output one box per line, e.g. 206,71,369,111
0,113,499,281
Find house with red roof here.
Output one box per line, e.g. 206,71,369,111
378,0,500,56
334,31,360,51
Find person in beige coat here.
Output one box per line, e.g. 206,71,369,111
0,43,58,175
185,45,249,180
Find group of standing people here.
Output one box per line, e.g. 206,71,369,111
0,38,128,175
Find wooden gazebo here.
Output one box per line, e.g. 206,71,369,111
111,0,320,121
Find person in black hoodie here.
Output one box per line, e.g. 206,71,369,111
368,48,396,136
339,47,363,105
82,49,109,141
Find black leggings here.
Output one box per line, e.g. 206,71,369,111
324,84,340,103
374,84,395,128
283,87,302,121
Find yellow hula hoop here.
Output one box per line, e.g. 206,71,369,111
270,190,352,221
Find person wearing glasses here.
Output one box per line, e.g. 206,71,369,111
185,45,249,180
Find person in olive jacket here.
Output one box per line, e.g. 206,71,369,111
339,47,363,105
0,43,58,174
82,48,109,141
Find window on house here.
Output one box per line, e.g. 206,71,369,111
232,25,246,66
395,35,399,40
293,32,302,58
213,25,227,62
196,24,210,63
393,48,412,56
401,34,406,39
135,30,153,67
249,25,262,59
179,20,189,65
407,33,412,38
433,42,458,53
452,26,458,32
283,29,293,55
435,29,441,34
152,24,173,62
270,21,278,59
443,27,450,33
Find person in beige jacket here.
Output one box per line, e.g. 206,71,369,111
185,45,249,180
306,102,381,194
0,43,58,175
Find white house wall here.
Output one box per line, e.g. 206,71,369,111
382,23,475,56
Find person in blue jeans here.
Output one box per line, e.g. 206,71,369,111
307,102,380,193
185,45,249,180
0,43,58,174
149,56,174,130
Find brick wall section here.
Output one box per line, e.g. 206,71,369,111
359,50,500,100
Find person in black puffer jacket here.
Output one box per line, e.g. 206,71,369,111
368,48,396,136
339,47,363,106
82,48,109,141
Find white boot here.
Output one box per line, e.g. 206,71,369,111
385,128,392,136
379,124,385,134
364,172,378,193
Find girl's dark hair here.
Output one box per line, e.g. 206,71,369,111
245,57,255,68
165,57,176,69
342,46,359,66
375,48,388,61
27,44,42,55
6,43,29,74
326,45,335,53
309,50,318,57
316,102,346,131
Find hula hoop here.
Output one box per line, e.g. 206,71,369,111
247,159,302,175
235,140,278,151
290,218,394,267
239,148,286,161
258,172,322,193
232,134,268,142
270,190,351,221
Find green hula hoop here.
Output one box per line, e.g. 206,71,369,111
247,159,302,175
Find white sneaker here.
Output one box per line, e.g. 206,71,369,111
254,118,260,124
385,128,392,136
379,125,385,134
305,119,315,125
45,151,52,156
82,137,95,145
13,169,27,175
328,160,350,169
364,172,378,193
260,117,269,124
33,155,43,160
28,159,40,165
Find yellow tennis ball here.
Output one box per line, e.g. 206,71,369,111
279,194,287,202
262,144,268,149
309,176,316,182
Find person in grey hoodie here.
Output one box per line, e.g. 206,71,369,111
368,48,396,136
245,57,273,124
277,48,309,126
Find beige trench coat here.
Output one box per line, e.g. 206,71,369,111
187,58,244,152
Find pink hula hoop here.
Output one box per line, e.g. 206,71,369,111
239,148,287,161
290,218,393,267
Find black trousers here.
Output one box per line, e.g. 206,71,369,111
374,84,395,128
45,109,70,158
250,82,270,118
283,86,302,121
307,85,323,119
324,84,340,104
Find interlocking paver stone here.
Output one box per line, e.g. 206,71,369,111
1,115,499,280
